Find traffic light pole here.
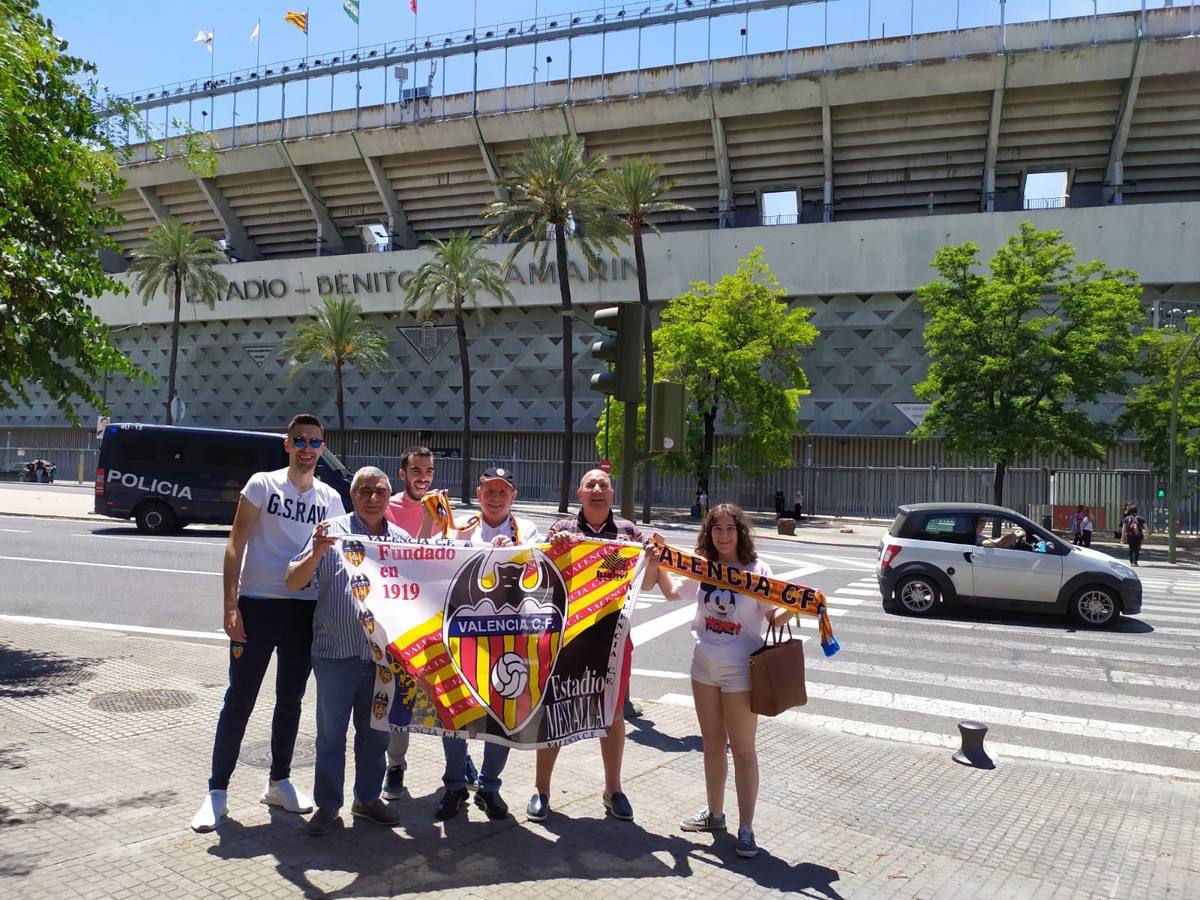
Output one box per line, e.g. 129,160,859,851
1167,328,1200,565
621,400,639,521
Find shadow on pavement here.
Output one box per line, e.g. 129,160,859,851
625,714,703,753
0,641,100,698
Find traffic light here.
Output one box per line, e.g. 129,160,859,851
1157,485,1167,499
590,304,643,404
650,382,688,452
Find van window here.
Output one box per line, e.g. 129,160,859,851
114,434,187,471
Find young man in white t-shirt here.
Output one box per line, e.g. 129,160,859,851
191,414,346,833
435,466,541,822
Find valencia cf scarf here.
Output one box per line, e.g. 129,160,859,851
654,542,841,657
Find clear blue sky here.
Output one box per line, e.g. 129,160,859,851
41,0,1171,136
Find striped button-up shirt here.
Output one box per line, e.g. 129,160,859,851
293,513,409,661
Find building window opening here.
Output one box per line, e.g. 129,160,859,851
360,223,391,252
1023,171,1068,210
762,189,799,226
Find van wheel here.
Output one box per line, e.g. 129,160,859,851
895,574,940,616
1069,585,1119,628
135,501,177,535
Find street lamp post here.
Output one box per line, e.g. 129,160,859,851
1167,324,1200,564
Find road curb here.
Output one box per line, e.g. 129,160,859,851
0,510,100,523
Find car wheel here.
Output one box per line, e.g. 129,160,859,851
895,574,940,616
16,472,30,482
135,501,177,535
1069,585,1119,627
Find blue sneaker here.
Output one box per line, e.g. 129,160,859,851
735,826,759,858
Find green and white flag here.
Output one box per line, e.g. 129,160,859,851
343,0,359,24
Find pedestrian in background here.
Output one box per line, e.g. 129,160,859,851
1069,505,1084,545
1080,507,1094,547
773,489,785,518
662,504,796,860
793,489,804,522
1121,505,1147,567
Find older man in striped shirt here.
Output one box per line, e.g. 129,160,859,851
286,465,407,836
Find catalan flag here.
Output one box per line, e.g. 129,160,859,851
283,10,308,34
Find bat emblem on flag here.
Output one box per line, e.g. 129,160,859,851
444,552,567,735
359,609,376,634
351,574,371,603
372,691,389,720
344,540,366,567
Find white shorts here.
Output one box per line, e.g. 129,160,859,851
690,649,752,693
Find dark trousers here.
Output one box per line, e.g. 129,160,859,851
209,596,315,791
1082,530,1093,547
1128,538,1142,565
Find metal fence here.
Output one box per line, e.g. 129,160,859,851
346,455,1200,535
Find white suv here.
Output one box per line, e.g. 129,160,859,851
877,503,1142,627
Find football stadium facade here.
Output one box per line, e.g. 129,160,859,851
4,3,1199,514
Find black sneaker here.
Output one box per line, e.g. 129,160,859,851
351,798,402,827
474,790,509,820
435,787,469,821
307,806,341,836
602,791,634,821
381,765,405,801
526,792,550,822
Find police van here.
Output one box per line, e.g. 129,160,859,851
95,423,354,534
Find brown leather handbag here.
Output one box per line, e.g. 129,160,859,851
748,622,808,716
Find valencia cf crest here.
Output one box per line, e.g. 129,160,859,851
371,642,384,662
372,690,390,720
359,609,376,634
377,665,392,685
344,540,366,568
231,643,244,660
444,551,567,735
351,574,371,603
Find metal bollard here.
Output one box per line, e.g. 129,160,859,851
952,720,995,769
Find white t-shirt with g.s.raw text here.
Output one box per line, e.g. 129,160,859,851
238,468,345,600
673,558,776,665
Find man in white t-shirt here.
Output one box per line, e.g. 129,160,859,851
435,466,541,822
191,414,346,833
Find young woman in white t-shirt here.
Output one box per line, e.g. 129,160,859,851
664,503,794,859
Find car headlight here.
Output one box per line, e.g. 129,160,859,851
1108,561,1136,579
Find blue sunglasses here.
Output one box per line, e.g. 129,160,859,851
290,437,324,449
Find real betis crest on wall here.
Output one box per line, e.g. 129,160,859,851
399,321,456,364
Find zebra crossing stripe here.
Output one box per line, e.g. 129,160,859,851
656,693,1200,781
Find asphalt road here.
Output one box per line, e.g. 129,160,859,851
2,514,1198,781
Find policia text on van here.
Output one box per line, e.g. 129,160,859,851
95,424,353,534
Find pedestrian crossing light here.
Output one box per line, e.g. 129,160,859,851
1157,485,1166,498
650,382,688,452
590,304,643,404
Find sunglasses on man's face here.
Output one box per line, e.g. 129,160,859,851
290,437,324,449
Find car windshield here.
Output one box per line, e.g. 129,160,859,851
321,447,349,475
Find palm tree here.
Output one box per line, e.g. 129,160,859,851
129,219,228,425
283,296,391,433
405,232,514,502
605,157,693,522
483,135,626,512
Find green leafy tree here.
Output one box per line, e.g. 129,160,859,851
1119,329,1200,481
483,135,626,512
605,156,692,518
283,296,391,434
128,220,228,424
913,222,1143,505
405,232,514,502
0,1,142,421
654,248,817,492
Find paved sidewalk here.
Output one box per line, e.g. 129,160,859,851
1,619,1197,899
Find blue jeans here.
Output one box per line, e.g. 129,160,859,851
209,597,314,790
442,736,509,792
312,656,389,808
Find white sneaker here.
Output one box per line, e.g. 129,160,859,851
260,778,313,814
191,790,227,833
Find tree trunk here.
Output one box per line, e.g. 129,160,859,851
993,460,1007,507
456,305,473,504
165,277,182,425
555,223,575,513
335,360,345,434
700,406,717,495
634,222,653,524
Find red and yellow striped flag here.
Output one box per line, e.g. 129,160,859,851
283,10,308,34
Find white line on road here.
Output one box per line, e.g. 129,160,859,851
656,694,1200,782
72,532,223,546
0,613,224,641
0,555,219,576
0,528,31,533
629,605,696,646
775,565,826,581
833,587,881,597
631,668,691,680
826,596,866,607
